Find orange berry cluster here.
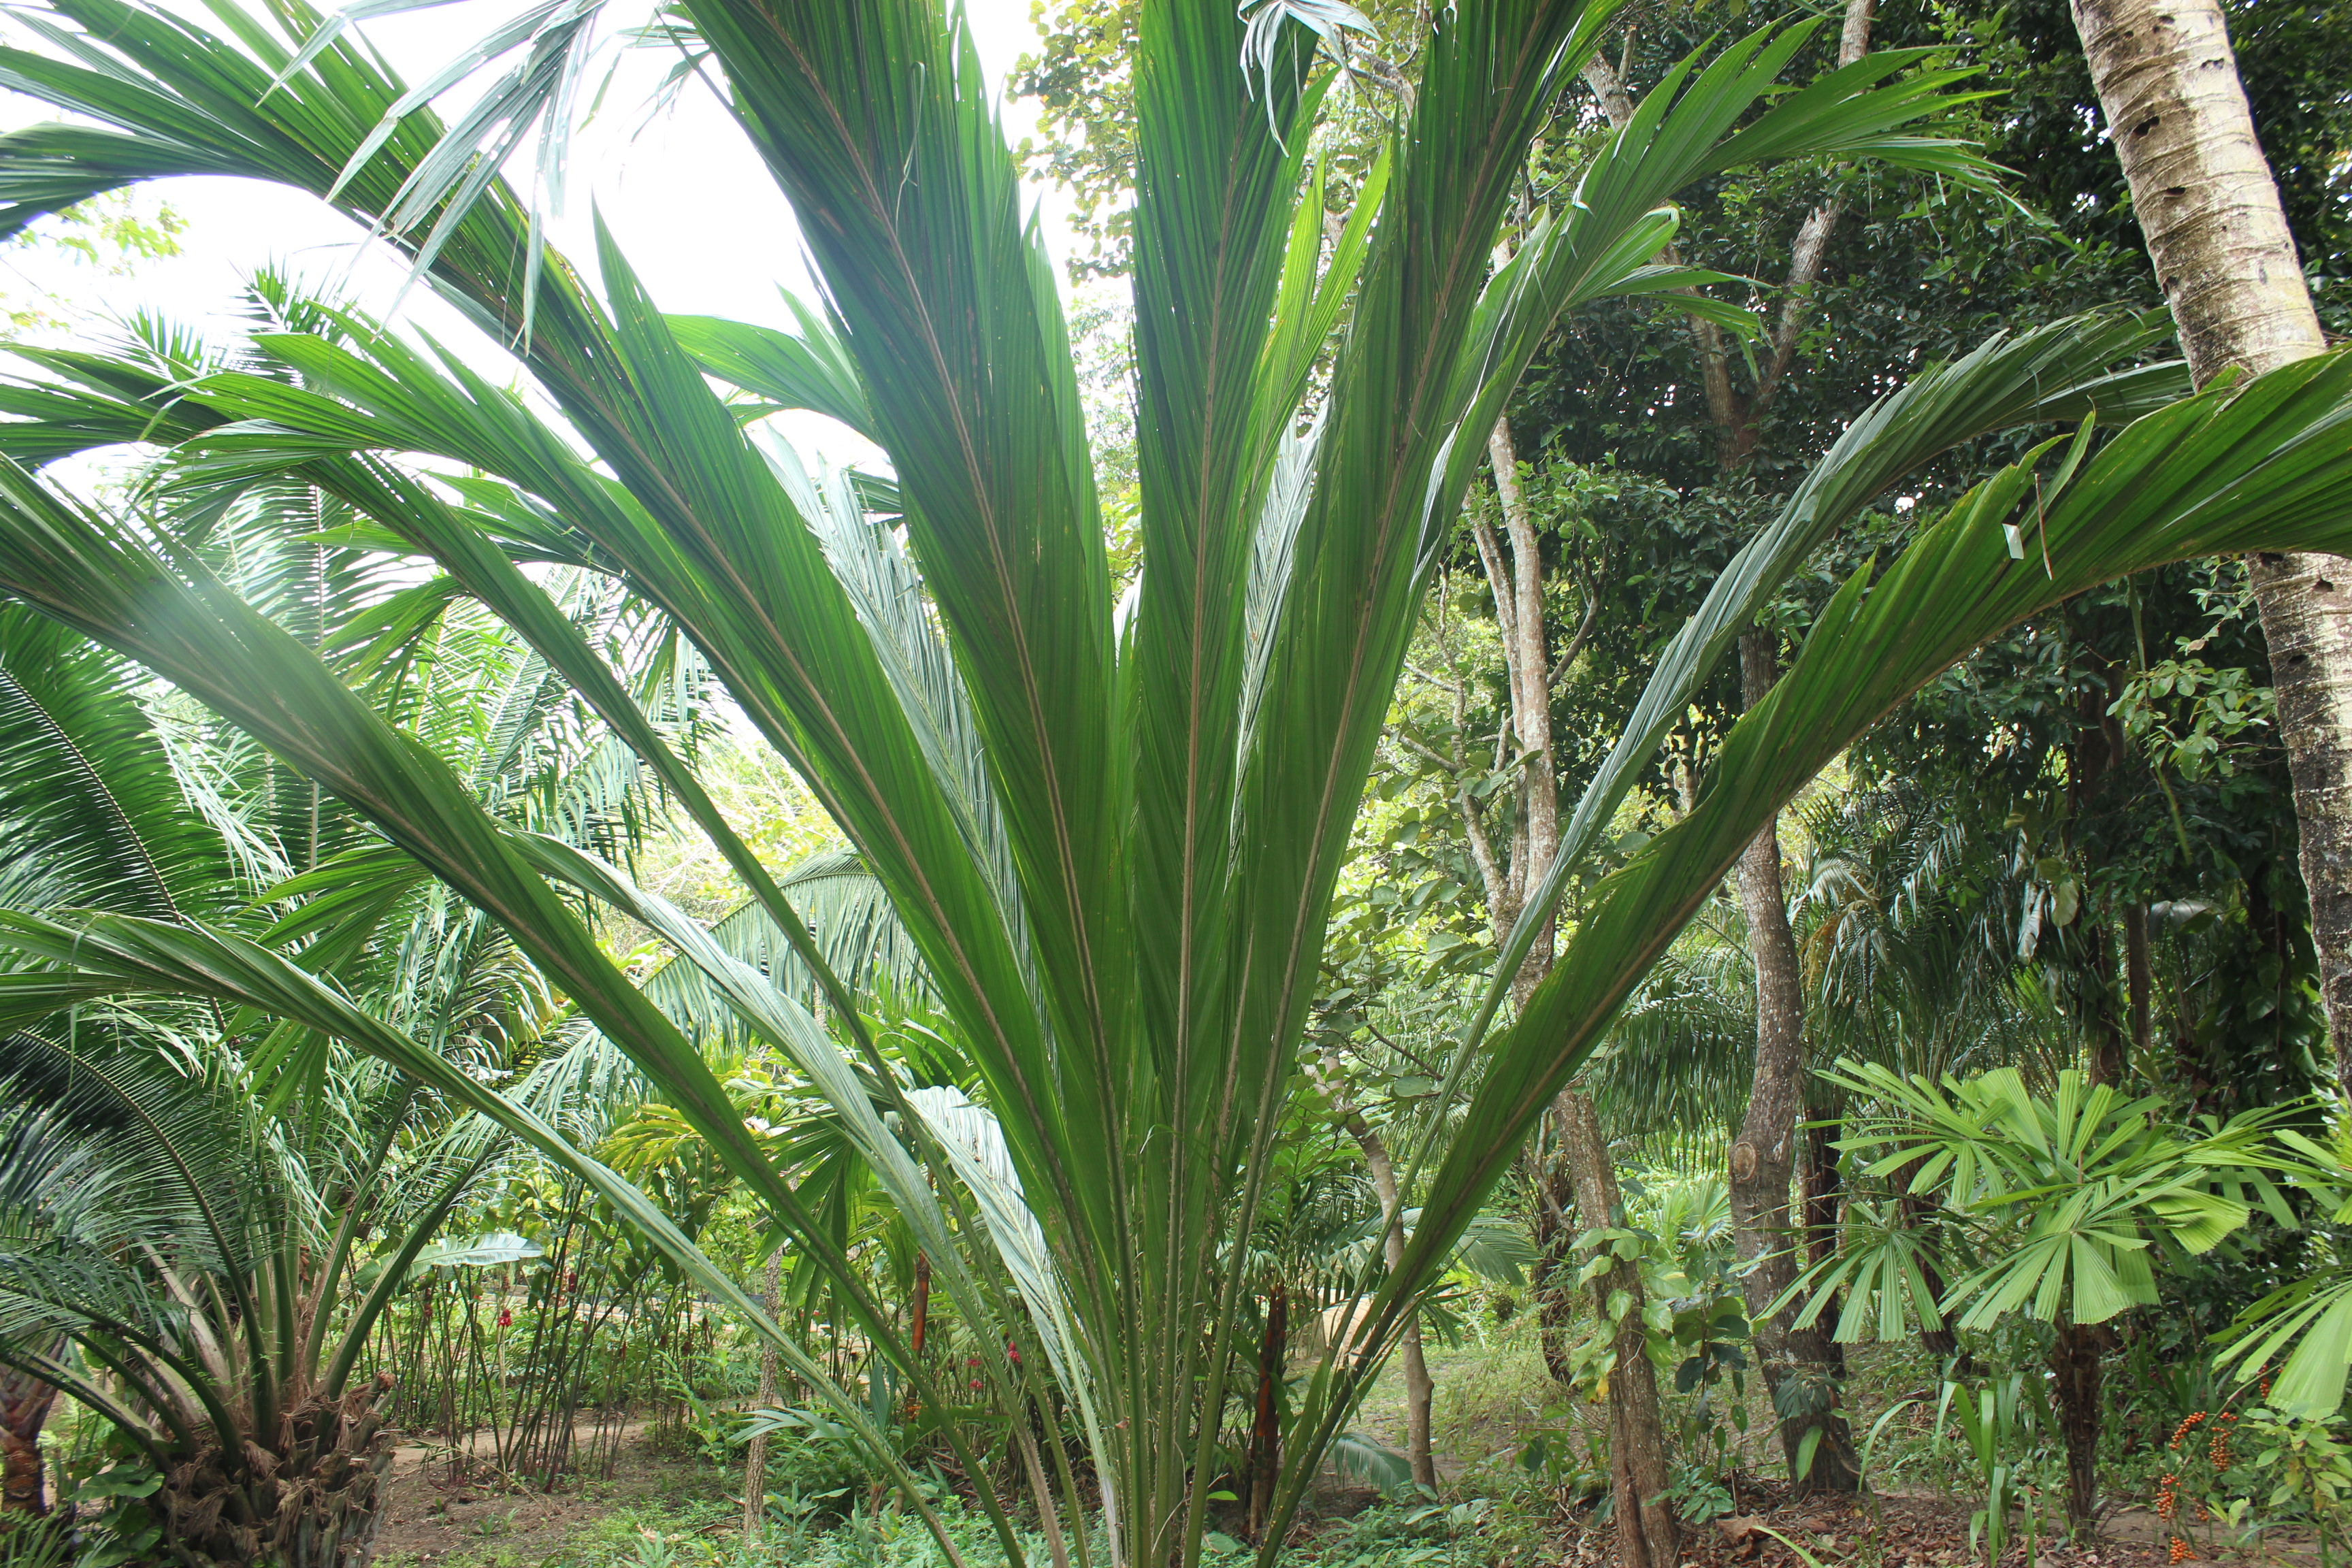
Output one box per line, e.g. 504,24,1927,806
2157,1473,2180,1524
2168,1409,2238,1469
2168,1535,2193,1563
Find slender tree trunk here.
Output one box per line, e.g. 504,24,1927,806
2073,658,2132,1088
1559,1091,1678,1568
1591,12,1879,1496
0,1367,56,1515
1350,1115,1437,1489
1471,416,1680,1513
742,1252,781,1542
1801,1113,1847,1373
1732,632,1861,1494
2070,0,2352,1098
2124,902,2153,1058
1803,1117,1842,1273
1531,1153,1583,1385
910,1250,931,1359
1247,1284,1288,1538
2050,1322,2109,1530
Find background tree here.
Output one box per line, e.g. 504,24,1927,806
2068,0,2352,1107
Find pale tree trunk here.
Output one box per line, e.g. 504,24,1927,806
1558,1092,1678,1568
1731,632,1862,1494
2070,0,2352,1098
1475,413,1686,1548
742,1252,781,1542
1348,1114,1437,1489
1469,417,1626,1409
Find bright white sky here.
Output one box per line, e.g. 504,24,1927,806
0,0,1071,472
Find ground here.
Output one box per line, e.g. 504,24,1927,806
370,1424,719,1568
360,1330,2312,1568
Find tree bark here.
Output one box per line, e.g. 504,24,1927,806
1732,631,1862,1494
2070,0,2352,1097
742,1251,781,1542
1801,1115,1848,1373
1559,1091,1678,1568
2124,902,2153,1059
1477,418,1590,1392
1247,1284,1288,1539
0,1366,56,1515
910,1249,931,1359
2050,1321,2110,1530
2072,656,2132,1088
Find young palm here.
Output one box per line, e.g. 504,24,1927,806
1778,1060,2291,1527
0,1028,486,1567
0,466,712,1559
0,4,2349,1567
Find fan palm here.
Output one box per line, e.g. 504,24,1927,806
1778,1060,2292,1527
0,3,2346,1566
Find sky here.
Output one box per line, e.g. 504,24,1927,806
0,0,1072,471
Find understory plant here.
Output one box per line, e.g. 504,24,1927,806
1784,1061,2291,1530
0,1029,448,1567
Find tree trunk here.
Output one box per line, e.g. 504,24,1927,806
1559,1091,1678,1568
1732,632,1861,1494
1247,1284,1288,1538
1531,1154,1583,1385
910,1249,931,1358
0,1366,56,1515
2073,657,2132,1088
2124,902,2153,1058
2049,1322,2108,1531
2070,0,2352,1098
1350,1115,1438,1489
742,1251,781,1542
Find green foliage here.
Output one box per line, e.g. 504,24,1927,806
1786,1062,2290,1339
1944,1373,2051,1568
2241,1406,2352,1563
2,2,2352,1565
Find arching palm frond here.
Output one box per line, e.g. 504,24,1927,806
1583,920,1757,1138
0,607,246,922
639,849,927,1041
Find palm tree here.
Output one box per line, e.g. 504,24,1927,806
0,1028,478,1568
0,3,2347,1565
1780,1060,2290,1529
2067,0,2352,1103
0,444,717,1558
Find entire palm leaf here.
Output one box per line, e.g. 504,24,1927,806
0,3,2349,1566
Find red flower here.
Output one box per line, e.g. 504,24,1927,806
497,1307,514,1328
